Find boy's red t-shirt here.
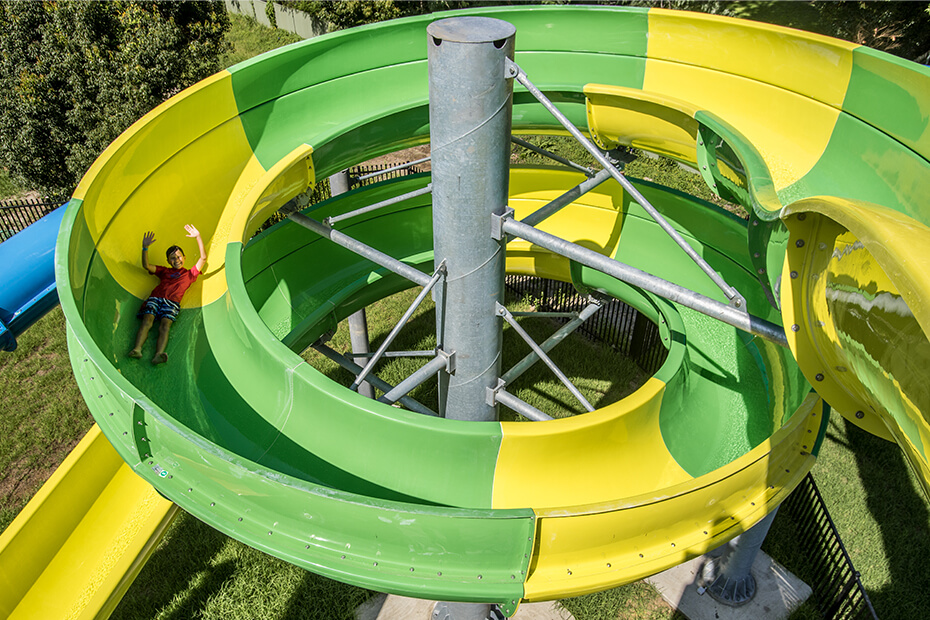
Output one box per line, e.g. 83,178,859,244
150,265,201,303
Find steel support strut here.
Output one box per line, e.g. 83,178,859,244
329,170,375,399
498,213,788,347
508,60,748,310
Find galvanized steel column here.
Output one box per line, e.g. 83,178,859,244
427,16,515,422
330,170,375,399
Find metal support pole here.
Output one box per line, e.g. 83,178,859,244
511,135,596,177
354,155,431,182
520,168,613,228
499,214,789,348
502,301,601,385
312,343,438,416
428,16,515,620
699,508,779,606
330,170,376,399
488,380,554,421
378,350,453,405
428,16,515,422
324,184,432,226
509,61,747,310
353,350,436,359
350,263,446,392
496,302,595,413
288,213,432,287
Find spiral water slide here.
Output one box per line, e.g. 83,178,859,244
3,5,929,617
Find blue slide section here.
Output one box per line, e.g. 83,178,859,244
0,206,64,351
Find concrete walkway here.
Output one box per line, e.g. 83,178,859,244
356,594,574,620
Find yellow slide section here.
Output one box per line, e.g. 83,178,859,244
645,10,856,192
781,198,930,497
0,424,178,620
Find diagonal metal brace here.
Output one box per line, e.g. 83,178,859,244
507,58,747,311
496,302,595,413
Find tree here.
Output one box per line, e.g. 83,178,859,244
0,1,230,198
717,1,930,62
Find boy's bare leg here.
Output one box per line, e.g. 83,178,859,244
152,317,173,364
129,314,155,358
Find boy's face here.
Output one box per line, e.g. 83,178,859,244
168,249,185,269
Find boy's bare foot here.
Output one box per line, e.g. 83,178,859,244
128,349,142,359
152,352,168,365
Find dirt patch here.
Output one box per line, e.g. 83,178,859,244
0,436,82,508
363,145,431,172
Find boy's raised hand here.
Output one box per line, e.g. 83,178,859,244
184,224,200,238
142,231,156,248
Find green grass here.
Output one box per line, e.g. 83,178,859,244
0,308,94,534
222,13,303,68
303,286,645,419
561,581,685,620
112,511,373,620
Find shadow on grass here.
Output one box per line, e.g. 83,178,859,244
113,511,376,620
111,512,232,620
847,418,930,619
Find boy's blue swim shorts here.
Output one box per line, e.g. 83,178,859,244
138,297,181,322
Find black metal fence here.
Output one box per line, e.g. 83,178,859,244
349,161,427,189
257,161,429,235
781,473,879,620
0,197,62,242
503,275,668,375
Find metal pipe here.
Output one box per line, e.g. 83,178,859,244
502,301,601,385
520,168,613,228
497,302,595,413
699,508,779,605
378,351,451,405
330,170,376,399
354,156,431,182
352,350,436,359
500,216,788,347
509,61,746,310
511,135,596,177
509,310,580,319
350,264,446,391
324,185,432,226
493,387,553,421
312,343,438,416
428,16,515,422
347,310,374,398
288,213,431,287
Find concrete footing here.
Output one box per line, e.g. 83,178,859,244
645,550,811,620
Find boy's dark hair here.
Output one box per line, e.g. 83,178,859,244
166,245,184,261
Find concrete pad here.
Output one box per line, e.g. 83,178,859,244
645,551,812,620
364,595,575,620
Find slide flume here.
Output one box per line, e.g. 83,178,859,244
3,5,922,615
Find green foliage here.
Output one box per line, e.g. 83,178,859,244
280,1,515,30
265,0,277,28
0,1,230,198
0,169,26,200
722,1,930,62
